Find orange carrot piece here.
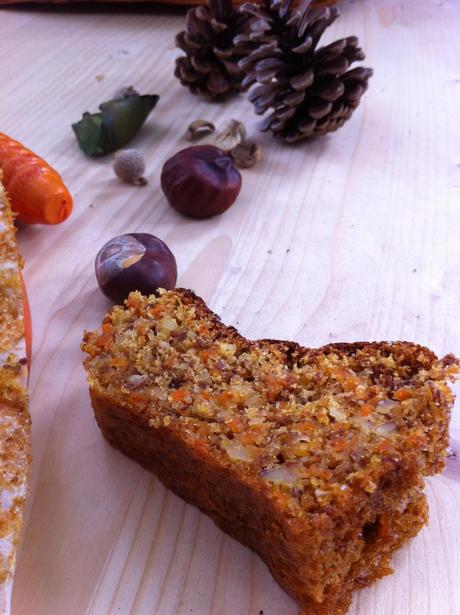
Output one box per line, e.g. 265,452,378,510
199,349,211,363
393,388,414,401
149,304,165,318
171,388,190,403
227,417,243,433
0,132,73,224
359,404,373,417
332,438,347,452
217,391,233,406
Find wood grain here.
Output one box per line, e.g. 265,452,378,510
1,0,459,613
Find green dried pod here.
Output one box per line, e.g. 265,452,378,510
72,88,159,157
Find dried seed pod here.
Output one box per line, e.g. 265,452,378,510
113,150,147,185
230,141,261,169
213,119,246,152
184,119,216,142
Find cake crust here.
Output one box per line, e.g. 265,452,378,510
82,289,458,614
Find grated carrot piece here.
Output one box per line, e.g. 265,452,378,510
359,404,373,417
227,418,243,433
393,388,414,401
171,388,190,403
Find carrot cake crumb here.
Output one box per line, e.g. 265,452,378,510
83,289,458,615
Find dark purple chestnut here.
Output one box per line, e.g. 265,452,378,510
160,145,242,219
95,233,177,303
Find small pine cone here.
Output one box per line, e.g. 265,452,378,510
175,0,254,101
234,0,373,143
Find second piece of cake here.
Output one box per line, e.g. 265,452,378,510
82,289,458,615
0,178,31,615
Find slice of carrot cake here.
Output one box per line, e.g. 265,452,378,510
0,177,31,615
82,289,458,615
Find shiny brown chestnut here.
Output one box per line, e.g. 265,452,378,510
95,233,177,303
160,145,242,219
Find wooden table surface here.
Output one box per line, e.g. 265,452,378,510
2,1,459,614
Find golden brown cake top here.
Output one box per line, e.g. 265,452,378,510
83,289,458,515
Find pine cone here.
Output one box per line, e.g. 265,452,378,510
175,0,254,101
234,0,373,143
